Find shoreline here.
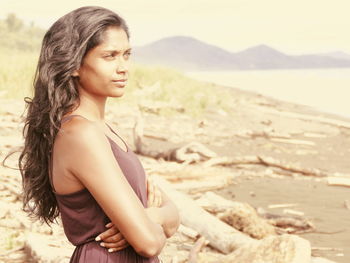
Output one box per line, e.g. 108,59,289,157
186,68,350,122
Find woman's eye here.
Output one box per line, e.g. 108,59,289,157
104,54,115,60
124,52,132,59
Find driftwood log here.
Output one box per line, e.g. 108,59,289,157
153,175,312,262
153,175,255,254
188,237,208,263
221,234,311,263
203,155,328,177
195,191,276,239
327,176,350,187
257,207,315,234
153,142,217,164
132,118,217,163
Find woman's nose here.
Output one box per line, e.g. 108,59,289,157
116,56,128,73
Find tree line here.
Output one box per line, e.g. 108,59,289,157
0,13,45,52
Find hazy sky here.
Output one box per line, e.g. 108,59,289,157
1,0,349,55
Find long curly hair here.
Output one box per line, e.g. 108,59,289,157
18,6,130,225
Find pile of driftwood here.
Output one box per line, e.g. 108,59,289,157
133,117,341,262
0,98,345,263
153,175,340,263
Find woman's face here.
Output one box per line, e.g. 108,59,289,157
75,27,131,98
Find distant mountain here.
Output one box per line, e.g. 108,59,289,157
133,36,238,71
318,51,350,61
133,36,350,71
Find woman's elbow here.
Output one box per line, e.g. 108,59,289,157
135,238,165,258
135,231,166,258
165,223,180,238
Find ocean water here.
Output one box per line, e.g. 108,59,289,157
187,68,350,119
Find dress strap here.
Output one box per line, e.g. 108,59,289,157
105,123,129,152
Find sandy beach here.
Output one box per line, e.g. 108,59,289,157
0,82,349,263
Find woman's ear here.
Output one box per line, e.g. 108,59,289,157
71,70,79,77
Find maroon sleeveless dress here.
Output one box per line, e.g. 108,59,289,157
50,115,160,263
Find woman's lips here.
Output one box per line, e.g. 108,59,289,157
112,79,127,87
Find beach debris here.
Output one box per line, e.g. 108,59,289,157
257,207,315,234
311,257,339,263
270,138,315,146
312,246,343,252
283,209,305,217
195,191,276,239
167,142,217,163
188,237,208,263
178,224,199,239
220,234,311,263
303,132,328,138
344,200,350,210
153,175,255,254
25,232,73,262
236,129,292,140
156,142,218,163
203,155,328,177
172,178,234,194
154,175,314,262
1,96,348,263
249,191,256,197
327,176,350,187
134,128,218,163
268,203,299,209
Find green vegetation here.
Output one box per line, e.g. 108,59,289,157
0,14,233,116
0,14,43,98
0,47,38,98
120,64,232,116
0,13,44,52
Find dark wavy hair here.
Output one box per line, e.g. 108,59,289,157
18,6,130,225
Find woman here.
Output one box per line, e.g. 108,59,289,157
18,6,180,262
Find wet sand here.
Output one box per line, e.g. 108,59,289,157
216,175,350,263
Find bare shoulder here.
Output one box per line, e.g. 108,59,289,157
54,116,112,174
57,116,106,144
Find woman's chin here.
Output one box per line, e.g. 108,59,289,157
109,90,125,98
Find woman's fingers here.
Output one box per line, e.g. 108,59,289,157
106,243,130,253
95,224,119,241
100,238,129,249
155,188,162,207
105,222,113,228
102,232,124,243
95,222,130,252
147,176,155,206
147,176,163,207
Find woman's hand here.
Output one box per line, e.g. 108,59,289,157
95,222,130,253
147,176,162,208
